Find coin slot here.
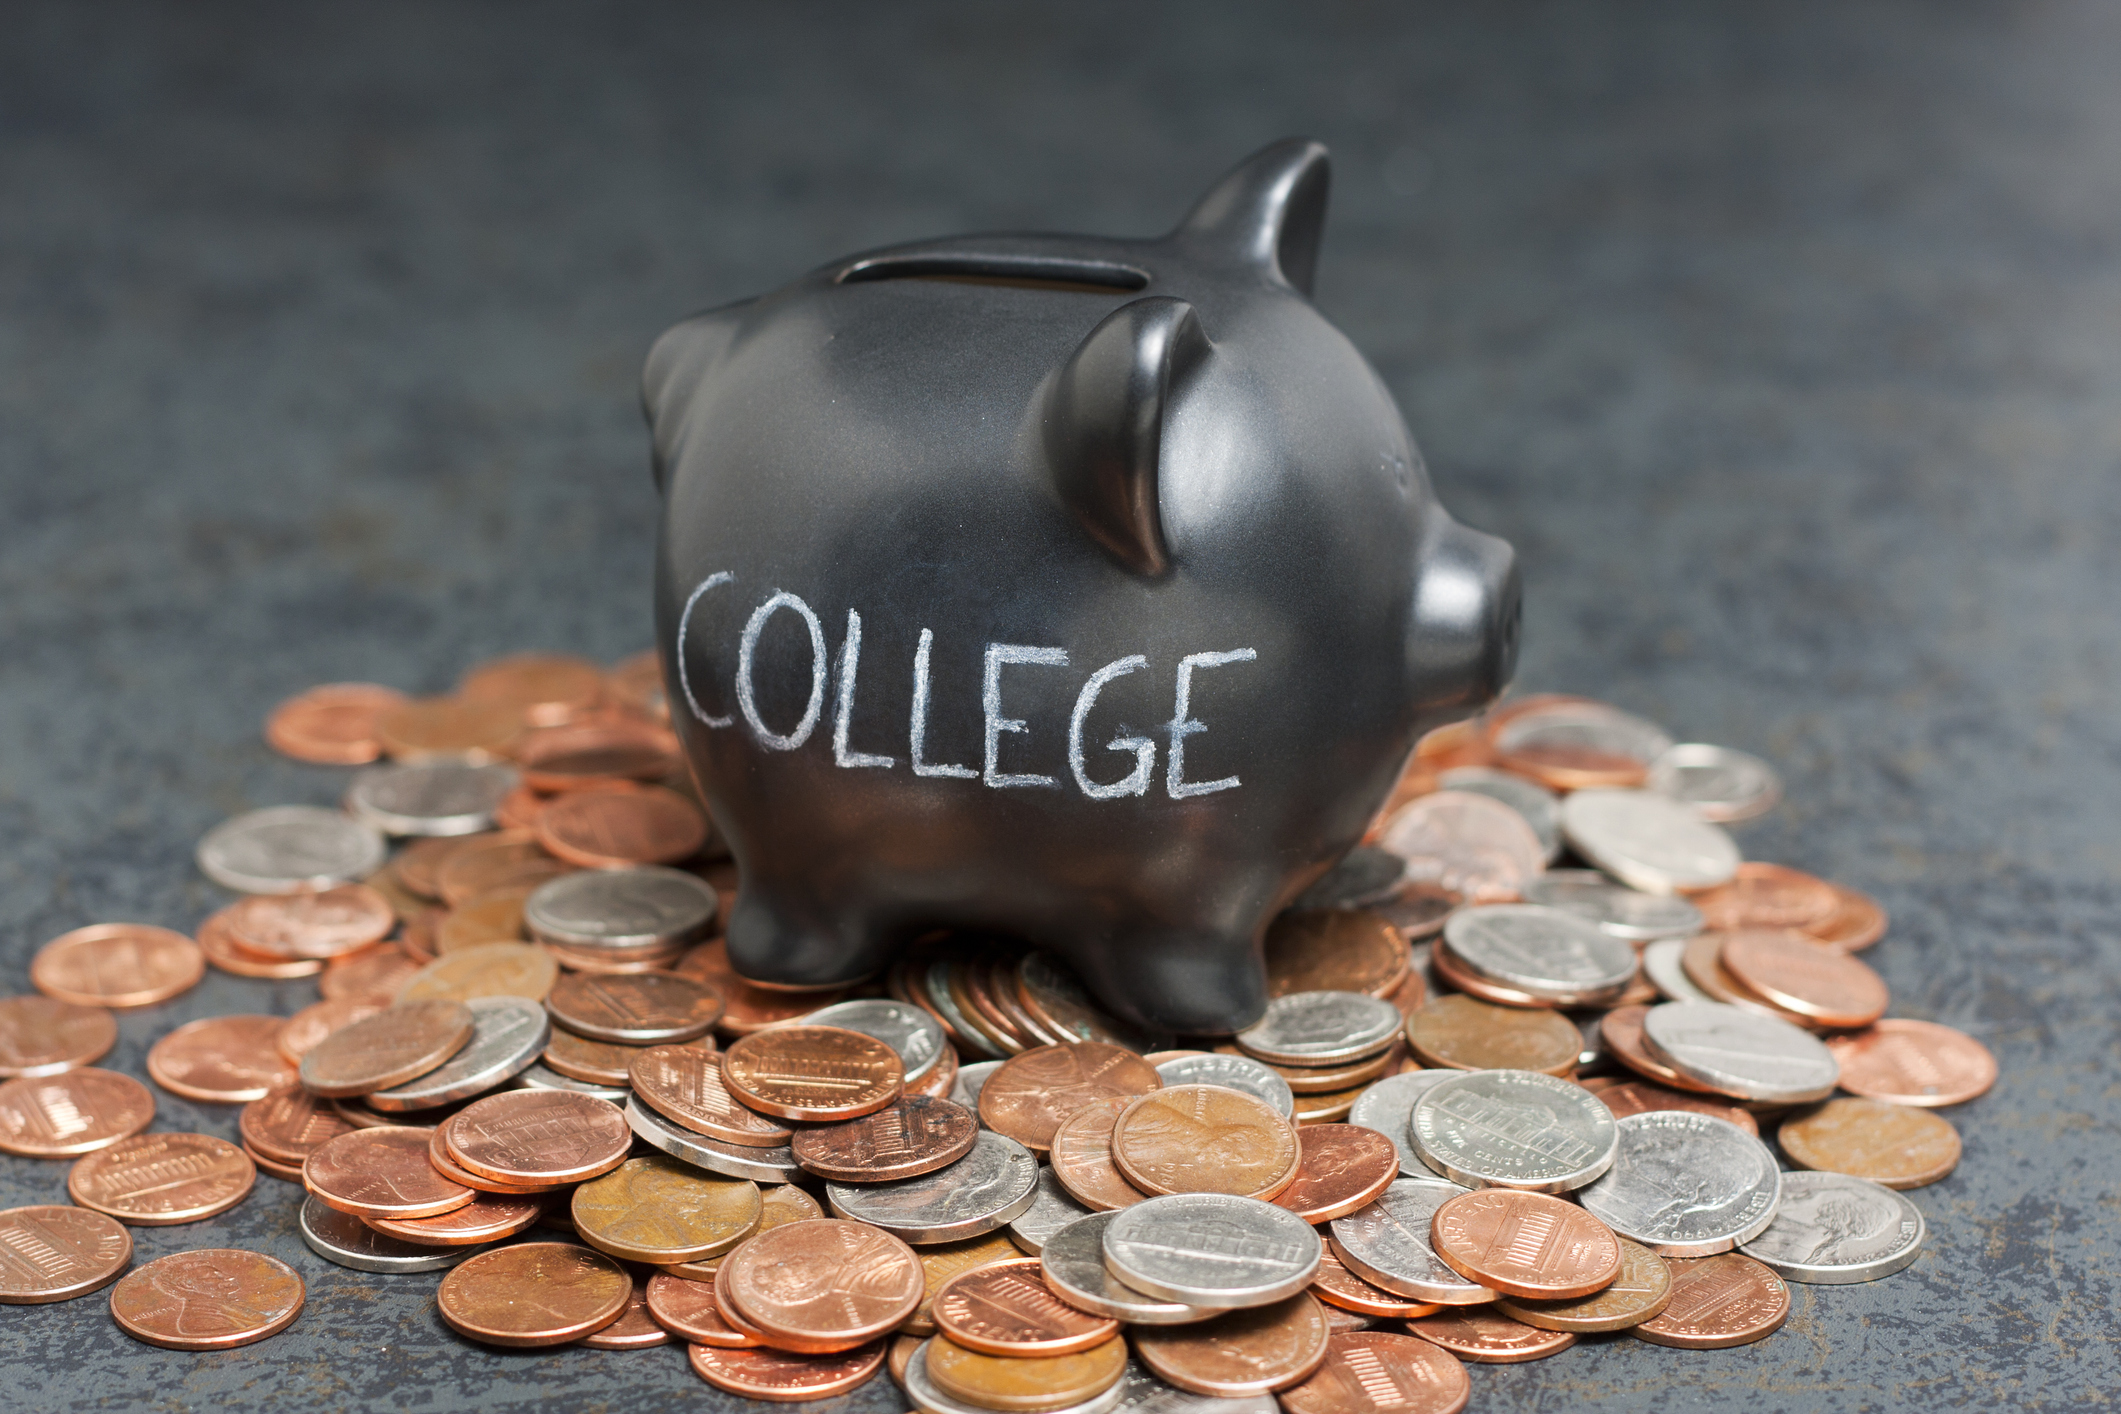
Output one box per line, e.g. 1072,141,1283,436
838,256,1149,294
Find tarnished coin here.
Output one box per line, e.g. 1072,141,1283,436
1411,1070,1618,1192
397,941,559,1004
1577,1110,1781,1256
438,1241,631,1346
298,999,475,1097
434,887,532,955
1779,1097,1961,1189
109,1249,304,1350
544,1027,656,1085
1406,1307,1574,1363
0,1204,132,1304
800,998,951,1082
298,1194,486,1273
547,969,723,1043
1496,1235,1672,1332
0,996,117,1078
31,924,205,1009
978,1043,1163,1153
1376,791,1546,903
536,785,708,868
1589,1079,1759,1136
265,682,407,765
1264,911,1410,1000
1438,766,1563,863
1640,1001,1838,1104
647,1271,763,1346
1825,1019,1997,1107
1346,1070,1458,1177
1278,1330,1470,1414
1309,1244,1439,1319
345,761,519,837
1646,743,1782,823
0,1067,155,1157
1102,1194,1321,1307
934,1257,1120,1356
1131,1293,1330,1395
1560,788,1739,895
1521,868,1703,943
304,1125,473,1219
572,1154,762,1263
926,1331,1129,1410
1327,1179,1489,1306
1739,1170,1926,1282
1037,1211,1231,1325
1009,1167,1094,1255
722,1217,923,1352
630,1041,793,1146
1442,904,1637,1006
145,1015,293,1103
1720,929,1889,1029
1639,938,1715,1004
1403,996,1580,1076
1270,1125,1399,1224
827,1130,1041,1242
524,864,717,955
692,1339,889,1402
1051,1096,1151,1211
1629,1251,1790,1348
1152,1053,1294,1119
366,995,549,1110
625,1096,803,1182
69,1132,255,1224
196,806,388,894
795,1096,979,1182
239,1082,355,1165
1429,1189,1621,1298
448,1088,632,1184
1236,993,1400,1067
724,1025,904,1121
366,1190,543,1247
1111,1086,1301,1200
904,1232,1024,1336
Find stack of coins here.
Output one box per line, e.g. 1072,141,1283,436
0,667,1994,1414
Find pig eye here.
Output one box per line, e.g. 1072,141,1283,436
839,255,1148,295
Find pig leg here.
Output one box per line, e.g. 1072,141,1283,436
1067,925,1271,1036
721,876,893,990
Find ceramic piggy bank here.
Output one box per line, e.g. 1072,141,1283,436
646,139,1519,1033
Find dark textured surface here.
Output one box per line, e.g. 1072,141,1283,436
2,3,2116,1410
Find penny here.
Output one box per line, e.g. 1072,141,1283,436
375,695,526,763
1103,1193,1321,1307
1236,993,1401,1067
1411,1070,1618,1192
723,1024,904,1121
456,652,604,725
1826,1019,1997,1107
434,831,570,907
1630,1251,1790,1348
436,887,532,954
1494,1234,1672,1332
31,924,205,1009
1050,1096,1150,1211
1599,1005,1721,1094
625,1096,803,1182
320,944,422,1003
397,941,559,1004
223,883,392,961
959,956,1040,1052
547,969,723,1043
1721,928,1890,1029
197,905,326,979
1780,1096,1961,1189
1271,1125,1403,1223
1561,788,1740,895
276,997,383,1064
1152,1053,1294,1117
606,650,667,718
1038,1211,1230,1324
795,1096,980,1182
647,1271,762,1346
1008,1167,1094,1256
1592,1078,1759,1136
1680,931,1826,1024
980,1043,1163,1152
543,1027,651,1084
438,1241,631,1346
367,994,550,1110
1692,863,1840,934
390,837,468,902
1327,1179,1492,1306
195,805,389,894
1265,911,1410,1000
364,1187,543,1246
579,1275,674,1348
691,1340,888,1402
298,1193,487,1272
1429,1189,1621,1298
1292,1084,1368,1125
1639,937,1716,1004
1111,1086,1301,1200
266,682,408,764
1739,1170,1926,1282
1407,1307,1574,1363
448,1088,632,1184
537,785,708,867
1424,940,1548,1008
0,1204,132,1304
1804,882,1889,951
109,1249,304,1350
919,950,1015,1059
827,1130,1042,1243
0,996,116,1078
1441,904,1638,1006
1376,791,1546,903
0,1068,155,1157
799,998,951,1082
572,1155,762,1263
298,999,475,1097
721,1217,923,1352
678,939,848,1034
524,864,718,954
1578,1110,1782,1256
141,1014,291,1104
1645,742,1782,822
1522,868,1703,942
1308,1244,1439,1319
239,1082,354,1166
1278,1330,1470,1414
1403,995,1580,1076
927,1331,1129,1410
906,1231,1025,1336
1132,1293,1331,1395
1438,767,1563,863
69,1132,255,1224
516,718,681,791
1641,1001,1839,1103
630,1041,793,1145
934,1257,1120,1356
303,1125,472,1219
1013,952,1170,1054
1345,1070,1458,1177
421,1121,550,1194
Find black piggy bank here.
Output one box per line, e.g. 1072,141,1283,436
646,139,1519,1034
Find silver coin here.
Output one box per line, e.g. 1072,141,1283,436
1438,767,1563,862
1640,1001,1838,1104
826,1130,1039,1242
1110,1360,1277,1414
1101,1194,1321,1307
952,1059,1004,1115
1640,937,1716,1004
1576,1110,1782,1257
523,867,717,954
1039,1211,1231,1324
1441,904,1637,1005
903,1340,1128,1414
1326,1177,1491,1305
1521,869,1704,943
1492,701,1674,770
366,996,549,1111
298,1194,487,1273
1234,992,1400,1066
1648,743,1783,825
1008,1165,1093,1255
1287,847,1410,912
1153,1053,1294,1119
196,805,387,895
343,761,518,838
625,1095,802,1181
1739,1171,1925,1283
1346,1070,1459,1178
799,998,948,1082
1560,789,1740,895
506,1061,628,1103
1410,1069,1618,1193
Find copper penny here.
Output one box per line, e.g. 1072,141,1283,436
435,888,531,954
1311,1245,1439,1319
572,1155,763,1263
427,1121,555,1195
1272,1125,1400,1223
907,1037,962,1100
1592,1079,1758,1136
1133,1292,1332,1395
1599,1005,1722,1094
1630,1251,1790,1348
579,1274,674,1348
143,1015,292,1104
606,649,668,719
375,695,524,763
321,943,421,1003
1825,1019,1997,1107
932,1258,1119,1356
925,1332,1129,1410
389,835,467,901
32,924,204,1008
459,652,606,727
0,1068,155,1157
0,996,116,1078
904,1231,1022,1337
545,1028,658,1084
1803,882,1889,951
265,682,408,764
978,1042,1161,1152
245,1143,307,1183
1693,863,1841,933
536,785,708,868
1049,1095,1150,1211
1407,1307,1575,1362
1293,1084,1370,1125
437,1241,631,1346
722,1025,904,1121
1223,1041,1403,1096
630,1042,794,1146
1679,933,1807,1024
276,997,385,1064
298,999,475,1097
547,969,724,1043
447,1088,632,1184
1266,910,1413,1000
397,941,560,1004
226,884,395,960
1404,995,1579,1075
1720,929,1890,1029
1110,1085,1301,1200
1377,791,1545,902
0,1204,133,1304
515,718,680,790
1779,1097,1961,1189
303,1125,473,1219
69,1132,255,1225
674,941,846,1033
239,1082,356,1165
1430,1190,1621,1299
1279,1330,1471,1414
1496,1236,1673,1332
713,1253,777,1341
197,905,324,979
647,1272,762,1346
687,1341,887,1401
436,831,572,907
721,1217,924,1353
364,1191,543,1246
108,1249,304,1349
793,1096,979,1182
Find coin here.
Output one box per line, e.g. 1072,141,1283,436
1739,1170,1926,1282
1560,788,1740,894
321,944,422,1002
578,1274,673,1349
1014,953,1170,1053
198,905,327,979
365,1189,544,1247
828,1130,1041,1242
397,941,559,1003
1344,1070,1456,1177
524,864,718,952
31,924,205,1009
108,1249,304,1350
265,683,408,764
572,1154,762,1262
1720,928,1889,1029
1407,1307,1574,1363
297,1193,486,1273
1150,1053,1294,1118
678,939,849,1033
1437,766,1563,863
0,996,117,1078
1132,1293,1330,1395
1050,1096,1151,1211
69,1132,255,1224
719,1217,923,1352
795,1096,979,1182
1327,1179,1490,1306
438,1241,631,1346
421,1121,550,1194
435,832,571,907
1598,1005,1721,1094
456,652,604,725
1804,881,1889,951
1577,1110,1781,1256
196,806,389,894
1692,862,1838,934
647,1271,762,1346
625,1096,803,1182
1008,1167,1094,1256
1264,911,1410,1000
926,1331,1129,1409
1523,868,1703,942
303,1125,473,1218
535,785,708,867
798,998,951,1082
448,1088,632,1184
1102,1193,1321,1307
1237,993,1400,1068
932,1257,1120,1356
629,1041,794,1145
1429,1189,1621,1298
239,1082,354,1165
1825,1019,1997,1107
297,999,474,1097
723,1024,904,1121
1441,904,1638,1006
345,760,519,837
145,1015,295,1104
1037,1211,1230,1324
1423,940,1548,1008
375,695,525,763
1590,1078,1759,1136
1403,995,1580,1076
1308,1243,1438,1318
1629,1250,1790,1348
516,717,681,790
547,969,722,1043
0,1204,132,1304
1258,1124,1395,1223
691,1340,889,1401
366,994,550,1110
543,1027,650,1083
1411,1070,1618,1192
1376,791,1545,903
1640,1001,1838,1103
435,887,533,954
1279,1330,1470,1414
273,997,380,1064
228,884,397,961
507,1060,628,1103
1110,1085,1301,1200
1495,1235,1672,1331
1638,937,1715,1004
976,1043,1161,1152
1780,1096,1960,1189
0,1068,155,1157
906,1231,1025,1335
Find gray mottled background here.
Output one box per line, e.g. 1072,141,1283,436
3,2,2117,1410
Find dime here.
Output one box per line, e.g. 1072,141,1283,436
647,1271,763,1346
1779,1097,1961,1189
630,1042,793,1145
526,864,718,953
1152,1053,1294,1118
1825,1019,1997,1107
298,998,475,1097
828,1130,1041,1242
1639,937,1715,1004
1269,1125,1398,1223
1376,791,1545,903
396,941,559,1003
366,994,550,1110
1278,1330,1470,1414
579,1275,674,1348
1739,1170,1926,1282
546,970,722,1043
1264,911,1410,1000
1236,993,1400,1067
195,806,389,894
1131,1293,1330,1395
1804,882,1889,951
298,1194,486,1273
1441,904,1637,1006
1576,1110,1781,1256
723,1024,904,1121
437,1241,631,1346
304,1125,473,1219
1523,869,1703,943
69,1132,255,1224
1429,1189,1621,1298
1630,1251,1790,1348
241,1084,357,1166
1646,744,1782,823
1327,1179,1491,1306
0,996,116,1078
1038,1211,1231,1324
1050,1096,1151,1211
144,1015,293,1103
0,1068,155,1156
906,1231,1025,1335
926,1331,1129,1409
31,924,205,1009
345,760,519,837
1591,1079,1759,1136
979,1043,1163,1152
265,683,408,765
1496,1235,1673,1331
460,652,606,726
572,1155,761,1263
1009,1167,1094,1255
1720,928,1889,1029
365,1190,544,1247
1308,1244,1438,1319
799,998,951,1082
690,1340,888,1402
1406,1307,1574,1363
1403,995,1580,1076
1345,1070,1458,1177
933,1257,1120,1356
795,1096,979,1182
1015,953,1171,1053
1102,1193,1321,1306
108,1249,304,1350
1640,1001,1838,1103
321,944,422,1003
1111,1086,1301,1200
625,1097,803,1182
1410,1070,1617,1192
1438,766,1563,862
448,1089,632,1184
0,1204,132,1304
722,1217,924,1352
536,785,708,867
436,832,572,907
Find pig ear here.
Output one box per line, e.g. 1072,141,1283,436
642,301,750,494
1041,296,1210,578
1172,139,1331,296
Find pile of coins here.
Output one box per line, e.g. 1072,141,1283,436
0,668,1995,1414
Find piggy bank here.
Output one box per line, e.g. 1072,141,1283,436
646,139,1519,1034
